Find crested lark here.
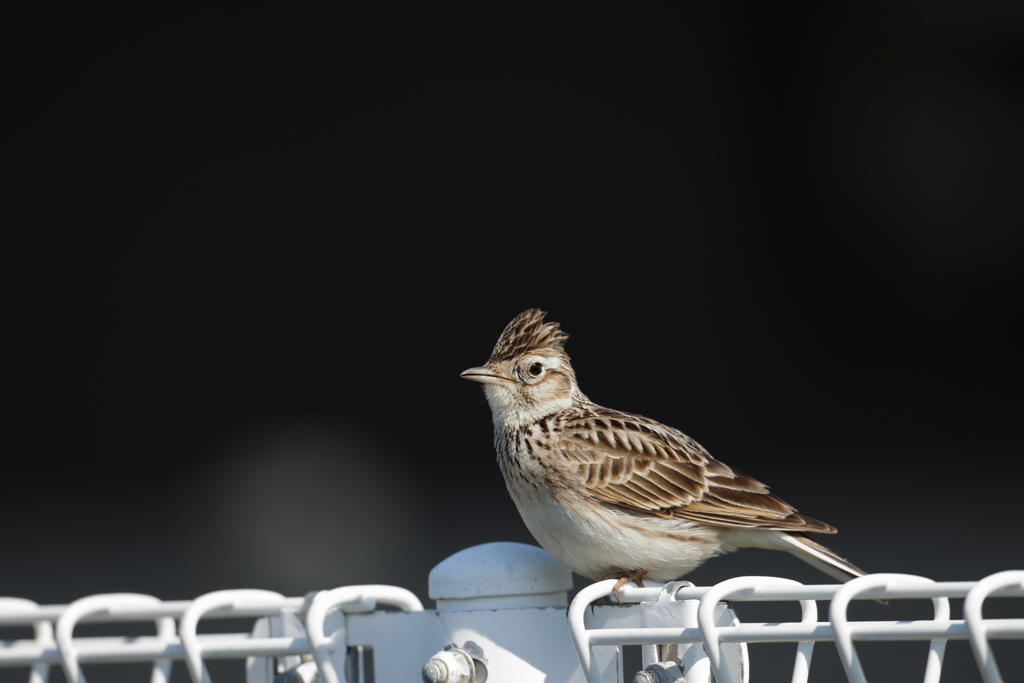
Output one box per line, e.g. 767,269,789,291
462,309,867,597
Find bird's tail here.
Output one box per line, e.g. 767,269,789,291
775,531,866,583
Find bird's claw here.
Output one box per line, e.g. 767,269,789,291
601,569,649,604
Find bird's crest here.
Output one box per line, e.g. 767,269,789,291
489,309,570,362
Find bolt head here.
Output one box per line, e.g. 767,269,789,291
422,658,449,683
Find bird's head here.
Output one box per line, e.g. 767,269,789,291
461,309,586,428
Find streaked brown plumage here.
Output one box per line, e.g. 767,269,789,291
462,309,866,596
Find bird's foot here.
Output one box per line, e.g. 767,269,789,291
601,569,649,604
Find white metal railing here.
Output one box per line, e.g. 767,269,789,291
2,569,1022,682
568,570,1024,683
0,586,422,683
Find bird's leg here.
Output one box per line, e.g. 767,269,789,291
601,569,649,603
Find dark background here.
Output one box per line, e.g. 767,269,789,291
7,4,1023,681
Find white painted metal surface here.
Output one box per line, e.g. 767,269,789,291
430,541,573,610
1,544,1022,682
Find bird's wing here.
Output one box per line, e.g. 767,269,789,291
558,407,835,533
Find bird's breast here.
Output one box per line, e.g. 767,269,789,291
496,430,547,490
494,422,569,494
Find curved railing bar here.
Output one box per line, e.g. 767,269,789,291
567,579,656,683
830,574,949,683
964,570,1024,683
179,589,285,683
54,593,172,683
697,576,813,683
305,585,423,683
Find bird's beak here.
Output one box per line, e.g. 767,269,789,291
461,366,514,385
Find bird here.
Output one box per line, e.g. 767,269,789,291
461,308,868,599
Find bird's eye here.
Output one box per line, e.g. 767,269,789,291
528,362,543,377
